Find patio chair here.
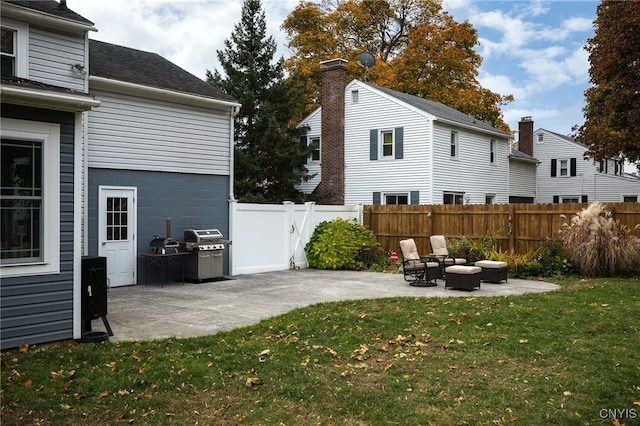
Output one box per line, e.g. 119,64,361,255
399,238,441,287
429,235,467,266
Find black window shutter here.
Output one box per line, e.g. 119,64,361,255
581,195,588,203
551,159,557,177
373,192,381,205
553,195,559,203
410,190,419,205
395,127,404,159
300,136,308,164
370,129,378,160
570,158,577,176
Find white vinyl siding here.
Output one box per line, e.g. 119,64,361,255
88,90,231,175
29,27,86,91
509,159,537,200
343,81,433,205
432,123,509,205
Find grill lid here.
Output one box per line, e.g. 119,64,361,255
184,229,223,243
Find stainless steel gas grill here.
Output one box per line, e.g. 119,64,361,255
182,229,226,281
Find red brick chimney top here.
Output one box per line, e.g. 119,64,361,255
518,116,534,157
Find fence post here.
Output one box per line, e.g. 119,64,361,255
509,204,515,253
229,199,237,275
283,201,294,269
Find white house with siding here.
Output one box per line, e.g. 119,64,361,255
517,117,640,204
298,59,517,206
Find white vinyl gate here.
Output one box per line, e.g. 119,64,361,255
229,201,362,276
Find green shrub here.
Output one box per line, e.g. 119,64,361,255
305,219,387,270
559,202,640,277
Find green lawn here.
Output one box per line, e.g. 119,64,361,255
2,277,639,425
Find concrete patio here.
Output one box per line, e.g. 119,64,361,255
88,269,560,342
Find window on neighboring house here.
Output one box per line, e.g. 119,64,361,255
623,195,638,203
1,27,16,77
385,194,408,205
0,119,60,277
381,130,393,157
559,159,568,176
485,194,496,204
489,139,496,164
351,90,359,104
551,158,576,177
370,127,403,160
450,131,458,159
310,137,320,161
537,134,544,143
443,192,464,205
562,196,579,203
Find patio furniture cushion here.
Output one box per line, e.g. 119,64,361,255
444,265,481,291
475,260,508,283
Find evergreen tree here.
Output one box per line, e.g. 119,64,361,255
207,0,313,203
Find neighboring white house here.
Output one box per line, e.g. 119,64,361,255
298,59,519,206
517,117,640,203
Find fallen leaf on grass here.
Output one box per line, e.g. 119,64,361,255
519,339,529,344
98,390,110,398
563,391,572,396
19,344,29,353
246,377,263,390
22,378,33,388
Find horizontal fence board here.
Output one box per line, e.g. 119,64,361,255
364,202,640,256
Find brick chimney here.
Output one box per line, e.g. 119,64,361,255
317,58,347,205
518,116,534,156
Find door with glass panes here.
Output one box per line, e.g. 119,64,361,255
98,186,136,287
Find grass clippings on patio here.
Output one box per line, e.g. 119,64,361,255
2,277,639,425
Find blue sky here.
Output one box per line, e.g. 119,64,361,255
70,0,599,136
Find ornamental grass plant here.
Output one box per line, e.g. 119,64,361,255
559,202,640,278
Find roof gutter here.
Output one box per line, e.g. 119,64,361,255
0,85,101,112
90,76,241,111
435,117,510,139
1,3,97,33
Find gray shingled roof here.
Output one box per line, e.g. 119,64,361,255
509,148,539,162
369,83,509,136
2,0,94,26
89,40,236,103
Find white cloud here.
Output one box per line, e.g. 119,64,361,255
69,0,291,80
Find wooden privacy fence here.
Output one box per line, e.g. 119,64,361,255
363,203,640,256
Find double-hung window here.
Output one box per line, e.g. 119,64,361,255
1,119,60,277
489,139,496,164
310,137,320,161
450,131,458,159
381,130,394,158
1,27,16,77
559,159,568,176
0,19,27,78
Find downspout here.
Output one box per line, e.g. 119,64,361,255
228,105,240,201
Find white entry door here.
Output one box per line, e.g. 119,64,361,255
98,186,137,287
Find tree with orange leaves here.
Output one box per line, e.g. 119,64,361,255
282,0,513,131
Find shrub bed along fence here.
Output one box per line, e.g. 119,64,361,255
363,202,640,256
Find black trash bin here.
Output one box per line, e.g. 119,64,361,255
79,256,112,342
